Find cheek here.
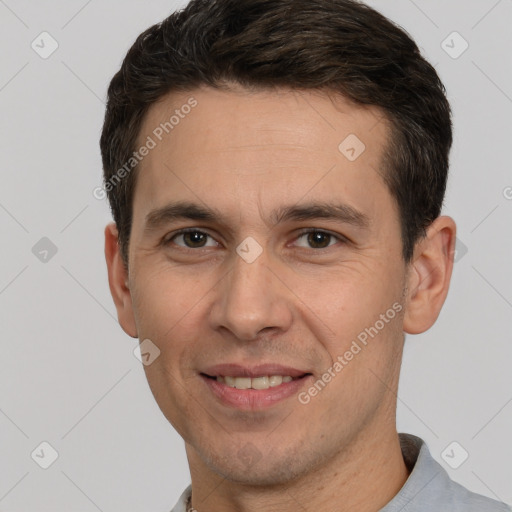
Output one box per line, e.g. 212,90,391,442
131,264,213,338
310,306,404,427
294,266,393,331
299,267,404,371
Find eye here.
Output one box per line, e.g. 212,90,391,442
163,228,346,251
293,229,345,249
165,229,219,249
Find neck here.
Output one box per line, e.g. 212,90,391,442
185,428,410,512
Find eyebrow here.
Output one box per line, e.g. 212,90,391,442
144,200,371,233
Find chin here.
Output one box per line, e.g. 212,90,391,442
218,463,305,487
200,444,315,487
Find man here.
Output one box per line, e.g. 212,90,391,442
101,0,511,510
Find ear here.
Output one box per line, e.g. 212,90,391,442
104,222,138,338
403,216,457,335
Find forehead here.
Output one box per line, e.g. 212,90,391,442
139,84,388,155
133,85,394,227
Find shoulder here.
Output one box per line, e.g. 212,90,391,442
384,434,511,512
435,475,511,511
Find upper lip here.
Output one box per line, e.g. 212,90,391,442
201,363,311,378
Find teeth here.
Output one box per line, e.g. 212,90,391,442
216,375,296,390
269,375,282,387
252,376,269,389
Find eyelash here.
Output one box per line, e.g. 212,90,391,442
163,228,348,251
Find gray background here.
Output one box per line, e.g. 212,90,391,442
0,0,511,510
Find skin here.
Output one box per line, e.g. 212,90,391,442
105,84,456,512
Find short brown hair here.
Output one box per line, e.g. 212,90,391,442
100,0,452,265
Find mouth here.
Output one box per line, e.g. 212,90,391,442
201,373,309,390
199,364,313,410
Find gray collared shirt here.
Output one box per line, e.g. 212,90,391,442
170,433,511,511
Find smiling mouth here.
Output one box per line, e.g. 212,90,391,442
201,373,311,390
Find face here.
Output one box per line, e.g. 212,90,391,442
110,85,429,485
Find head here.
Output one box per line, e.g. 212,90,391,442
102,0,456,487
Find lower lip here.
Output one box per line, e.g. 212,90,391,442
201,375,312,410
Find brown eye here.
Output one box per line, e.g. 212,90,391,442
294,230,343,249
167,229,218,249
307,231,332,249
182,231,207,247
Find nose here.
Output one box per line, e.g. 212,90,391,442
209,245,293,341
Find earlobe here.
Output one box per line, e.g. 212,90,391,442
403,216,457,335
104,222,138,338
